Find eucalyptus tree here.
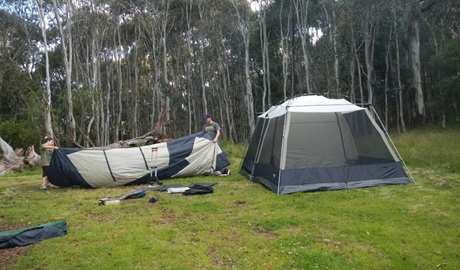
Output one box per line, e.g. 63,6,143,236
347,18,364,105
407,0,425,124
197,0,209,114
292,0,312,94
51,0,77,145
231,0,255,135
278,0,292,101
81,1,109,146
256,0,272,111
361,0,380,107
142,1,163,133
423,0,460,126
215,30,237,143
212,0,245,142
185,0,195,135
383,18,393,130
342,0,389,108
320,0,339,96
392,3,406,133
0,7,45,147
161,0,171,89
33,0,55,138
0,10,31,120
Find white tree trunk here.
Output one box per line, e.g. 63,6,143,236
394,8,406,133
293,0,312,94
363,18,377,106
321,0,339,95
52,0,76,144
34,0,54,138
408,0,426,122
279,0,291,101
232,0,255,135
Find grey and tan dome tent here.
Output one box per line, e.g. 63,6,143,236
48,131,229,188
240,95,412,195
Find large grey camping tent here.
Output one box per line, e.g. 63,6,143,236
240,95,411,195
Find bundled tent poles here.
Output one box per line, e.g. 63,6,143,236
98,188,151,205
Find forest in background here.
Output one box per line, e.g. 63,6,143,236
0,0,459,149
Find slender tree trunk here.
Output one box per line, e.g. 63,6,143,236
392,8,406,133
408,0,425,124
145,11,160,133
350,56,356,104
350,23,364,105
232,0,255,135
162,0,170,84
259,1,271,109
225,66,236,143
280,0,290,101
321,0,339,96
52,0,76,144
186,0,194,135
293,0,312,94
160,0,170,126
133,31,140,137
116,24,123,143
34,0,54,138
384,25,393,130
259,4,267,111
86,8,101,146
332,9,339,96
325,57,331,97
363,17,378,106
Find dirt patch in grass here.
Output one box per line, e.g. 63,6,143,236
0,224,31,268
234,200,247,208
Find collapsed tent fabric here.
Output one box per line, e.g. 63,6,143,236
0,221,67,249
240,95,411,195
48,132,229,188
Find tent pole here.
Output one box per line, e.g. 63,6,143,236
250,117,269,181
212,143,217,172
277,169,281,195
370,106,416,184
238,143,250,174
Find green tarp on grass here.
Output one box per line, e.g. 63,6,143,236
0,220,67,249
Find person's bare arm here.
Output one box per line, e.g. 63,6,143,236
213,130,221,143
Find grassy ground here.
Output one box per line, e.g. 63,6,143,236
1,125,459,269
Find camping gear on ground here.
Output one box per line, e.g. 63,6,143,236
99,188,147,205
98,198,120,205
48,131,230,188
147,184,186,192
149,182,217,195
99,182,216,204
167,187,190,194
165,182,216,194
240,95,413,195
183,183,215,195
148,196,160,203
0,220,67,249
119,188,146,200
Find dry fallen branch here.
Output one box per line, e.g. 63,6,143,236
0,137,40,175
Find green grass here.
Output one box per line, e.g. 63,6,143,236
1,126,459,269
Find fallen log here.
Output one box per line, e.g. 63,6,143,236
101,104,171,149
0,137,40,175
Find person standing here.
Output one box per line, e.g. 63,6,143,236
202,114,221,143
40,136,58,190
